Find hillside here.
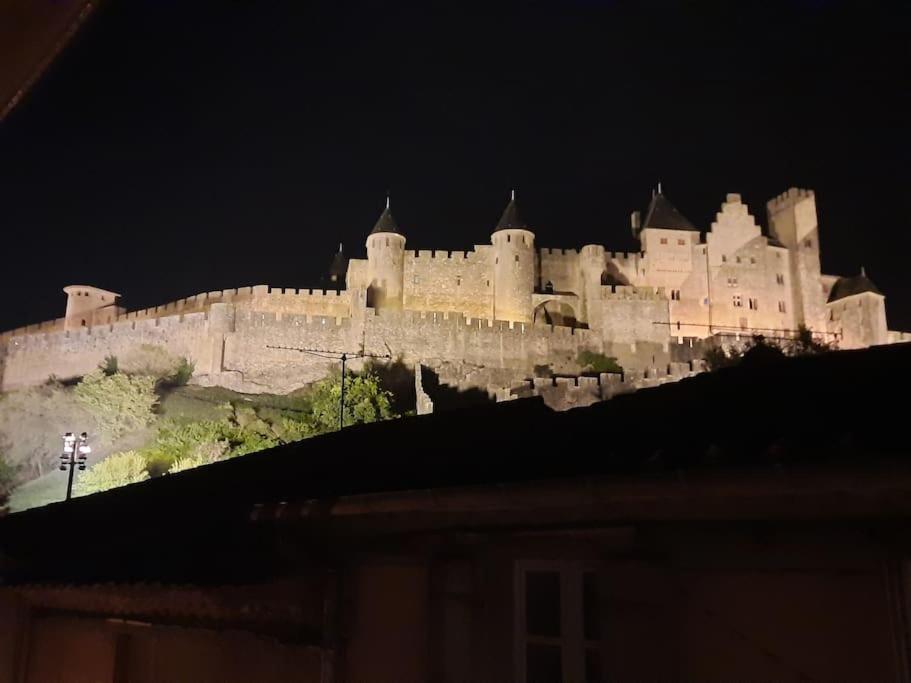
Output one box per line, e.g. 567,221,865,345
1,349,411,512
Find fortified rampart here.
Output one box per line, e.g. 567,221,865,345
0,290,620,395
2,187,908,404
504,360,706,411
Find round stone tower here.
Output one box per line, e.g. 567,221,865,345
365,197,406,310
491,191,535,323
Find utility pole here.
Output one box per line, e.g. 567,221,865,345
60,432,90,501
339,353,347,431
266,345,391,430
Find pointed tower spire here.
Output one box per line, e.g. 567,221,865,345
861,265,866,277
370,195,401,235
386,193,390,210
494,189,527,232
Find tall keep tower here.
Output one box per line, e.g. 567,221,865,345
365,198,406,310
491,191,535,323
767,188,826,332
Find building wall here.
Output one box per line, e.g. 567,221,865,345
827,293,889,349
402,248,494,318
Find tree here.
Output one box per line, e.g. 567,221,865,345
74,371,158,439
75,451,149,496
309,371,396,432
790,324,830,356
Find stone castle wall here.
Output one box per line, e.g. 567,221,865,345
0,289,669,394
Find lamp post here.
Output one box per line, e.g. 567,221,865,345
60,431,90,501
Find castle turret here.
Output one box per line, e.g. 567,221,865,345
63,285,122,331
825,267,888,349
326,243,348,290
491,191,535,323
365,198,406,310
767,188,826,332
637,189,700,270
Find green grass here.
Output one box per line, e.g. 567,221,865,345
9,469,71,511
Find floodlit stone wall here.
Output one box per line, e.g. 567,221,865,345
1,187,907,396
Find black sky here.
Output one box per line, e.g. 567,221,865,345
0,0,908,331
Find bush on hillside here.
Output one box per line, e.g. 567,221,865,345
100,355,119,376
309,371,395,432
75,451,149,496
169,440,230,473
74,371,158,440
171,357,195,386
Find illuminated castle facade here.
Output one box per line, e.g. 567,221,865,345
0,188,907,398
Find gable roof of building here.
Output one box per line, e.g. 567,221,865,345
1,342,910,584
494,197,527,232
827,270,883,303
369,206,402,235
642,192,697,231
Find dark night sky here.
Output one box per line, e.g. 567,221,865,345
0,0,908,331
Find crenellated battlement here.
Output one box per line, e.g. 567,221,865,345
0,318,66,342
767,187,815,212
409,249,481,262
606,251,638,261
539,247,579,257
5,310,210,354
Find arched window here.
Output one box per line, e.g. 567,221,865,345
544,280,554,294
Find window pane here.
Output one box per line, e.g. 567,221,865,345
583,572,600,640
526,643,562,683
585,648,602,683
526,571,561,637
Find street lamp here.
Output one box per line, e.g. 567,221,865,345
60,431,90,501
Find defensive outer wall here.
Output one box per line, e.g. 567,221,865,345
0,284,697,397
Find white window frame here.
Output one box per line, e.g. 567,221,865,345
514,560,603,683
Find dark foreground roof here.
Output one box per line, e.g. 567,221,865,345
828,271,883,302
642,192,697,231
1,343,910,584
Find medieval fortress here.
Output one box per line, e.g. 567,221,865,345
1,188,908,406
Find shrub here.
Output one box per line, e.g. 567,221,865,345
75,451,149,496
704,346,737,371
533,364,554,378
309,371,396,432
169,357,195,387
789,324,830,356
100,355,119,376
74,371,158,440
577,351,623,374
169,440,230,473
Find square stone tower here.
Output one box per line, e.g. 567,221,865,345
766,188,827,333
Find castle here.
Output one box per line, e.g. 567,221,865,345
1,188,908,402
